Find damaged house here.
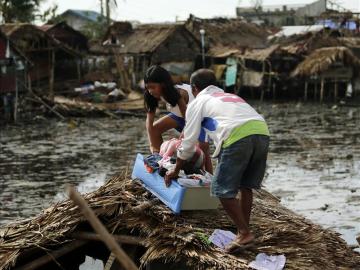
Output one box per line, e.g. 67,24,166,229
102,21,201,86
0,24,83,99
0,30,31,122
291,46,360,101
38,21,89,53
185,15,269,92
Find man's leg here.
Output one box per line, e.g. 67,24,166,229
219,197,254,244
240,188,253,226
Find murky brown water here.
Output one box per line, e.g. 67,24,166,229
0,102,359,248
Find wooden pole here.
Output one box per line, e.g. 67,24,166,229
28,73,32,92
14,240,86,270
67,186,138,270
49,50,55,102
77,59,82,81
260,89,264,102
304,81,308,101
320,78,324,103
71,231,145,246
357,235,360,245
314,82,318,100
14,70,18,123
334,80,338,102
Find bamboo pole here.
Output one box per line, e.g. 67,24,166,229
67,186,138,270
14,240,86,270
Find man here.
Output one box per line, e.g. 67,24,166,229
165,69,270,252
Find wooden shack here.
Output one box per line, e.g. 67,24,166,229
0,30,31,122
102,22,201,84
292,46,360,101
38,21,88,52
0,24,82,99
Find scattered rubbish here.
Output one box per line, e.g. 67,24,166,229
209,229,236,250
248,253,286,270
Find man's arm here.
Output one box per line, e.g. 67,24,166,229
163,99,205,186
164,157,186,187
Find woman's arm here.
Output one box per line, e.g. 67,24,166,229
146,112,157,153
177,89,189,119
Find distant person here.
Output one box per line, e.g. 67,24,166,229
143,65,212,173
165,69,270,253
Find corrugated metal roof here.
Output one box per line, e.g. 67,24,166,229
273,25,324,37
63,9,103,22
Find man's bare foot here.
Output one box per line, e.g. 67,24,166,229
225,232,255,253
236,232,254,245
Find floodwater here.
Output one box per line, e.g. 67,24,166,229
0,102,359,249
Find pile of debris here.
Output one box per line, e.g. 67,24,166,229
0,173,359,269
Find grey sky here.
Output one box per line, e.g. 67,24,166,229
43,0,360,23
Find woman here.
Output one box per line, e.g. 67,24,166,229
144,65,212,173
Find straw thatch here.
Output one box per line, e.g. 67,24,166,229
292,46,360,77
1,173,359,269
185,15,269,57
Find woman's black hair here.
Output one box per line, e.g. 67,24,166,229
144,65,180,112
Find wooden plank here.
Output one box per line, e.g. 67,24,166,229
14,240,86,270
67,186,138,270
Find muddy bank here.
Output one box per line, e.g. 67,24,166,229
0,101,359,248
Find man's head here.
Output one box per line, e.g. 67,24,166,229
190,69,217,97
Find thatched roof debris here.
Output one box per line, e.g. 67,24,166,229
271,30,343,56
240,45,280,61
0,173,359,269
185,15,269,57
102,22,196,55
292,46,360,77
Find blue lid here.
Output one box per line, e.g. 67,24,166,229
131,153,186,214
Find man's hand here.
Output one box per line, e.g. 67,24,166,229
164,170,179,187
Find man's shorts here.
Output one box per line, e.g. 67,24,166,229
211,134,270,198
168,113,207,142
